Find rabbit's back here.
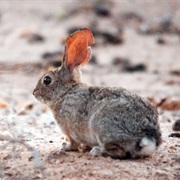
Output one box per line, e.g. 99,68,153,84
54,85,161,146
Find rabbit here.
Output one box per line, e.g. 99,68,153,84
33,28,162,159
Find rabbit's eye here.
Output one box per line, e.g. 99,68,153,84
43,76,52,85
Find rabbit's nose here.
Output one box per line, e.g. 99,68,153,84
33,89,37,95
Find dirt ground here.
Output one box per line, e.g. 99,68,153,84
0,1,180,179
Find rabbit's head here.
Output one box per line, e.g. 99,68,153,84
33,28,94,106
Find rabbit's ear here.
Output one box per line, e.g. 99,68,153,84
64,28,94,73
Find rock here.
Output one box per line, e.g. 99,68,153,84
112,57,129,66
156,37,166,45
18,102,34,115
156,13,173,33
42,51,63,68
172,119,180,131
23,102,34,110
27,33,45,43
139,22,152,34
101,31,123,44
0,131,12,141
157,98,180,111
48,61,62,68
122,62,147,72
18,109,28,115
169,133,180,138
89,55,97,64
170,70,180,76
94,3,111,17
42,51,63,59
50,121,55,125
18,28,45,43
112,57,146,72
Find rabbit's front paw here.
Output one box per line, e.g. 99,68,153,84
60,135,71,151
61,141,71,151
60,135,79,151
90,146,103,156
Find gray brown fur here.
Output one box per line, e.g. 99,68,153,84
33,66,162,159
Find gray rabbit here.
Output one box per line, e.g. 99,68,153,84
33,28,162,159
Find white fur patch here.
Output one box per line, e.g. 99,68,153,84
139,137,156,156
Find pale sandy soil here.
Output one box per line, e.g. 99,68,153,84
0,1,180,179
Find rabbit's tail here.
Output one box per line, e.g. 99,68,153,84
136,136,157,157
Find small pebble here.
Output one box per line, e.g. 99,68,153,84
48,60,62,68
27,34,45,43
139,23,152,34
112,57,128,66
156,37,166,45
89,55,97,64
157,13,172,33
94,3,111,17
101,32,123,44
42,51,63,68
42,51,63,59
0,131,12,141
50,121,55,125
123,62,147,72
170,70,180,76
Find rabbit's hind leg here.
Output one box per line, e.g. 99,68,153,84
90,143,127,159
103,143,127,159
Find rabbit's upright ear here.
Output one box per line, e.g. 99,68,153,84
63,28,94,73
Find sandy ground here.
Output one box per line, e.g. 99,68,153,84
0,1,180,179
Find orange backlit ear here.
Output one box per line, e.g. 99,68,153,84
81,28,94,46
64,28,94,72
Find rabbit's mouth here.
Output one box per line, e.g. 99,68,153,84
33,88,53,106
33,89,45,103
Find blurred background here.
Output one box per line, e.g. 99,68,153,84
0,1,180,179
0,0,180,128
0,0,180,94
0,0,180,109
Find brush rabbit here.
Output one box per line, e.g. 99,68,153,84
33,28,162,159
